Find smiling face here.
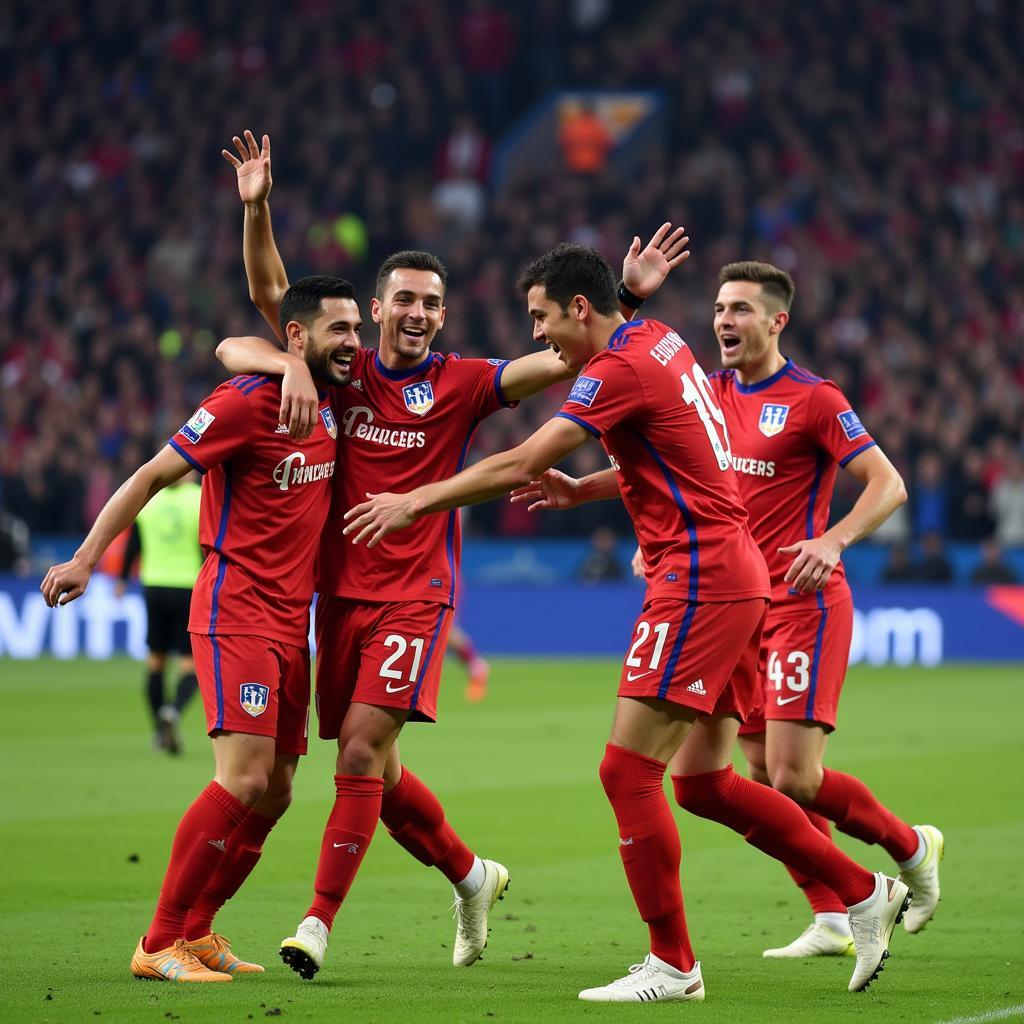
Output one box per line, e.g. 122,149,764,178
299,296,362,386
526,285,594,372
713,279,788,373
372,268,446,367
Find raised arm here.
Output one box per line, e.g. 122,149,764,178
222,130,289,341
343,416,593,547
618,222,690,318
41,446,192,607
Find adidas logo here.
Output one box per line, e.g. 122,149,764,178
275,424,290,434
351,379,363,390
619,837,634,846
208,838,227,851
686,679,706,695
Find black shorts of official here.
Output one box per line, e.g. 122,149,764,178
144,586,193,654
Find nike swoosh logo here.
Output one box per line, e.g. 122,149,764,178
385,681,411,693
777,694,802,706
626,670,654,682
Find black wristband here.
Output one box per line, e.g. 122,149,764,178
617,280,645,310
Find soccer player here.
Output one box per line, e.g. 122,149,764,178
217,130,690,980
117,474,202,755
342,243,912,1002
41,275,360,982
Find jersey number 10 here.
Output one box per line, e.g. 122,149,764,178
681,366,731,470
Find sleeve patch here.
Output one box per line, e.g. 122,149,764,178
837,409,866,441
180,406,216,444
567,375,603,408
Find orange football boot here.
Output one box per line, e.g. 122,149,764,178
186,933,265,974
130,937,232,982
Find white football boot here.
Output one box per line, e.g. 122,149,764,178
763,920,855,958
899,825,944,933
847,873,912,992
279,916,329,980
578,954,705,1002
452,859,509,966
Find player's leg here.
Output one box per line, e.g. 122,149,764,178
449,622,490,702
742,722,852,957
159,589,197,755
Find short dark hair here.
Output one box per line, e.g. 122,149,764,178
375,250,448,299
517,243,618,316
718,261,795,312
279,275,357,334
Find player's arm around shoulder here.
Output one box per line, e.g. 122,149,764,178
41,446,193,607
496,348,576,402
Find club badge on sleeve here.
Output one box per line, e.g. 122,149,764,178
240,683,270,718
402,381,434,416
567,376,603,407
837,409,867,441
181,406,216,444
758,403,789,437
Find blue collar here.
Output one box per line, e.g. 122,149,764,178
607,319,644,348
735,358,791,394
373,350,436,380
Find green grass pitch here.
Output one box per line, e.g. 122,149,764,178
2,656,1022,1024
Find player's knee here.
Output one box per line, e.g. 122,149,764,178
337,737,385,778
771,765,819,805
220,766,272,807
259,779,293,820
747,762,771,786
598,747,629,803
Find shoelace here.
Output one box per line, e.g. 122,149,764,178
169,939,205,970
607,961,659,988
451,900,482,936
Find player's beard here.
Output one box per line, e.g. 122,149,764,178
306,344,353,387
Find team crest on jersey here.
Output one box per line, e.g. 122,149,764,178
320,407,338,439
402,381,434,416
837,409,867,440
567,376,603,407
240,683,269,718
758,403,790,437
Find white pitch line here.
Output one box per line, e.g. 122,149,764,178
934,1006,1024,1024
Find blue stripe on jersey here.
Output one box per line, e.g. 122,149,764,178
734,360,791,394
657,601,698,700
555,411,601,438
208,465,234,632
372,351,437,380
493,360,512,406
635,434,699,602
239,375,271,395
839,440,877,467
806,452,827,612
409,606,448,712
606,319,644,349
211,634,225,729
445,418,482,605
230,374,257,391
805,605,828,721
784,367,820,387
168,439,207,474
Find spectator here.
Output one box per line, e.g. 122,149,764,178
880,544,917,584
991,452,1024,547
558,98,614,175
577,526,626,584
916,532,954,585
969,538,1019,585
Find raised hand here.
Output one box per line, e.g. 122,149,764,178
222,129,272,205
622,222,690,300
509,469,581,512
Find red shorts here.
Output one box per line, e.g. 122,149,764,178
190,633,311,755
618,597,768,718
314,596,453,738
738,595,854,735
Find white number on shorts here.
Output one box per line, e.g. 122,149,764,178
626,620,671,670
381,634,426,683
681,366,732,470
768,650,811,692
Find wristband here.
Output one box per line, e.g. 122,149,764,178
617,280,645,310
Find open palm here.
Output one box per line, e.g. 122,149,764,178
622,222,690,299
222,129,272,204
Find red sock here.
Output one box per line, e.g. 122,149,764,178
185,809,278,940
600,744,695,972
785,810,847,914
808,768,918,862
144,781,249,952
380,767,475,884
672,767,874,907
449,631,477,666
306,775,384,930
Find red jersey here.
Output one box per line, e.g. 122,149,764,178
319,348,514,606
170,374,338,645
558,318,769,603
710,359,877,609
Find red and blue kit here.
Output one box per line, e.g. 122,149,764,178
710,359,876,730
557,318,770,716
315,348,514,730
170,374,337,745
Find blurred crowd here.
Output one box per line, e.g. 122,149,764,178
1,0,1022,579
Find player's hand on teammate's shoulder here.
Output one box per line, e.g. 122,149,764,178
222,129,272,205
779,535,843,594
281,357,319,440
622,222,690,302
509,469,581,512
40,557,92,607
343,492,419,548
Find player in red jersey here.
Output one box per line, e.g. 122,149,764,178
217,130,693,979
40,275,360,982
343,244,913,1002
705,262,942,955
